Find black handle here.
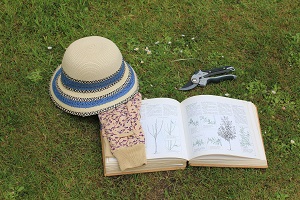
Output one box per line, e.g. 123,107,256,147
203,66,231,73
206,75,237,84
203,66,235,77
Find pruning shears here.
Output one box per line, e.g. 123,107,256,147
179,66,237,91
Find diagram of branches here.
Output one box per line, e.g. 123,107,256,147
199,116,216,125
207,137,222,146
239,127,252,148
147,119,163,154
188,118,199,127
164,120,180,151
165,120,176,136
193,138,204,147
166,139,180,151
217,116,237,150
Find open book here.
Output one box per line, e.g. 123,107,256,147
101,95,268,176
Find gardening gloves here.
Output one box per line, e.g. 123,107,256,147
98,93,146,171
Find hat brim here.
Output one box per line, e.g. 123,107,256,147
49,62,139,117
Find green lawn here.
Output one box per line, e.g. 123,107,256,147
1,0,300,199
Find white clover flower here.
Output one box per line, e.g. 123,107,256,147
180,50,183,53
155,41,160,44
181,34,185,37
168,41,172,44
291,140,295,144
47,46,52,50
271,90,276,94
140,60,144,64
225,93,230,97
191,37,195,40
134,47,139,51
147,50,152,55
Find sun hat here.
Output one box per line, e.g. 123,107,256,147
49,36,139,117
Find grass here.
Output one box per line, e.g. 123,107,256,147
1,0,300,199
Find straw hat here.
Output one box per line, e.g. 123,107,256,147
49,36,139,117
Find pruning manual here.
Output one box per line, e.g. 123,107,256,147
101,95,267,176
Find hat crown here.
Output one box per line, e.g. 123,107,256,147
50,36,139,116
61,36,123,82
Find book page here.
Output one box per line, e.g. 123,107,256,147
140,98,188,160
181,95,262,160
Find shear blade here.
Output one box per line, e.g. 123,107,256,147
179,81,198,91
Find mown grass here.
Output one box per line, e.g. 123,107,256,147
1,0,300,199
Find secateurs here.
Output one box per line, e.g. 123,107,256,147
179,66,237,91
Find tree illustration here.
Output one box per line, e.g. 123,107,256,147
207,137,222,146
193,139,204,147
200,116,216,125
166,139,179,151
188,118,199,126
165,120,176,136
218,116,236,150
147,119,163,154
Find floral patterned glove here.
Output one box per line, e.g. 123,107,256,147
98,93,146,171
